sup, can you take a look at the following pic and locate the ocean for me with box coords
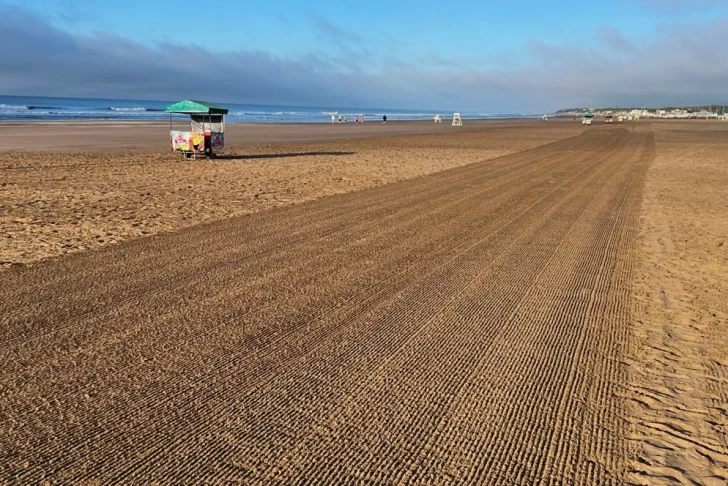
[0,95,540,123]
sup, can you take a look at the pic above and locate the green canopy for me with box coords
[164,100,229,115]
[583,111,594,118]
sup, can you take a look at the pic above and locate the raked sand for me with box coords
[0,120,580,267]
[0,119,725,484]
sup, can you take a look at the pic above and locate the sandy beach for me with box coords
[1,120,726,484]
[0,118,553,152]
[626,122,728,484]
[0,119,580,267]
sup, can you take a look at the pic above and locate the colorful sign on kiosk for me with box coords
[164,100,228,159]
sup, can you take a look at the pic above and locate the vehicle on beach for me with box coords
[165,100,228,159]
[605,115,614,123]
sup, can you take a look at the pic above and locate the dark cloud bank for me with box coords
[2,6,727,111]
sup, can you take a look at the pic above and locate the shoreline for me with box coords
[0,116,541,126]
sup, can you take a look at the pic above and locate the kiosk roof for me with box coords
[164,100,229,115]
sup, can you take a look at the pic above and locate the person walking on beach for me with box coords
[331,114,335,124]
[382,115,387,123]
[338,114,343,123]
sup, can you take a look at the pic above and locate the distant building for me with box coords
[693,111,718,119]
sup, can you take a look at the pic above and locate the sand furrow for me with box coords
[11,131,615,482]
[0,124,668,484]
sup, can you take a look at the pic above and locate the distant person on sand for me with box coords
[331,114,335,124]
[361,114,365,122]
[383,115,387,123]
[338,114,342,123]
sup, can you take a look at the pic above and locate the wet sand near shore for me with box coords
[0,118,561,152]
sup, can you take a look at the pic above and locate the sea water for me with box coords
[0,95,539,123]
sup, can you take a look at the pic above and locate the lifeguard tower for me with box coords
[452,113,463,126]
[165,100,228,159]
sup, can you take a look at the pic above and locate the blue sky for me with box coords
[2,0,728,110]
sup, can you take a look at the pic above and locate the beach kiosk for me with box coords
[165,100,228,159]
[582,111,594,126]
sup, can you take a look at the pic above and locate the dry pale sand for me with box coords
[0,120,581,267]
[626,121,728,485]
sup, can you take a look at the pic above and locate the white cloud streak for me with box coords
[1,7,728,111]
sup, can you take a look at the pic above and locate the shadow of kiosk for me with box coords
[165,100,229,159]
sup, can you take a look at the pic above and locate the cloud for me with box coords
[1,6,728,111]
[418,53,471,68]
[596,26,639,55]
[311,16,363,46]
[499,17,728,107]
[0,8,364,106]
[55,0,90,23]
[2,0,95,24]
[307,16,374,73]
